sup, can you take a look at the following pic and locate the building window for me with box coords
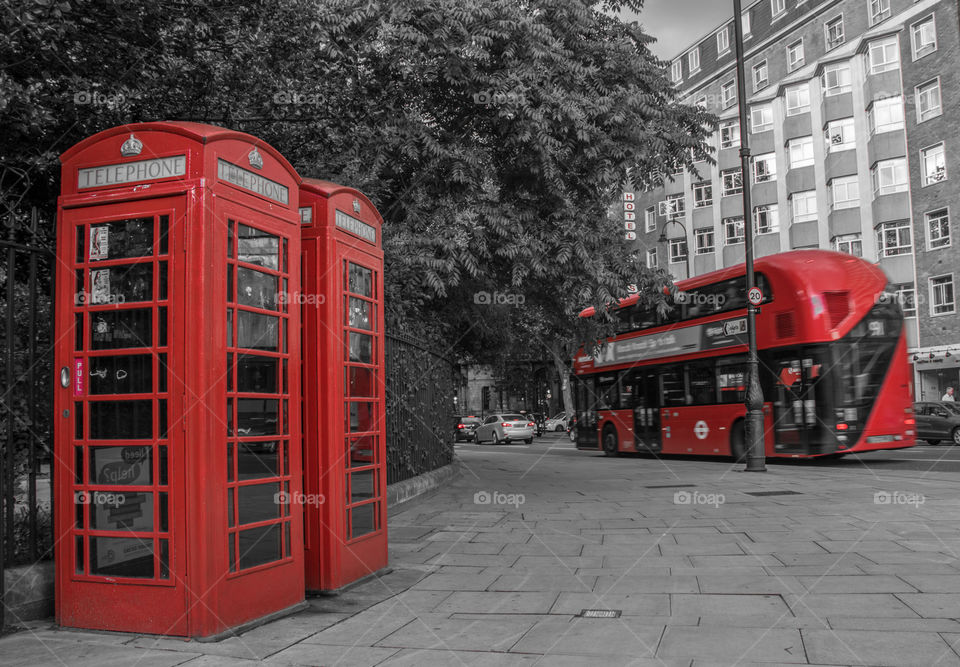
[753,153,777,183]
[688,48,700,73]
[876,220,912,257]
[721,169,743,196]
[921,143,946,186]
[830,175,860,210]
[833,233,862,257]
[695,95,708,109]
[669,239,688,264]
[824,16,844,50]
[724,216,745,245]
[771,0,786,19]
[646,248,658,268]
[788,136,815,168]
[872,158,908,195]
[751,105,773,133]
[645,207,656,233]
[695,228,715,254]
[742,11,751,37]
[868,36,899,74]
[785,83,810,116]
[753,60,768,92]
[721,81,736,109]
[672,60,682,83]
[893,282,916,317]
[930,275,956,315]
[916,79,942,123]
[822,62,851,96]
[787,39,804,71]
[791,191,818,223]
[869,0,891,25]
[825,118,855,152]
[660,193,685,219]
[911,15,937,60]
[720,120,740,149]
[717,27,730,54]
[927,208,950,249]
[868,97,904,134]
[693,182,713,208]
[754,204,779,235]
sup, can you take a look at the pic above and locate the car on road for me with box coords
[914,402,960,445]
[544,412,573,432]
[474,414,535,444]
[455,416,482,442]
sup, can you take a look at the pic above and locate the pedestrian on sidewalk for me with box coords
[943,386,955,401]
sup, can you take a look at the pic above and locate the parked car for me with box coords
[455,416,482,442]
[544,411,573,432]
[474,414,535,444]
[914,402,960,445]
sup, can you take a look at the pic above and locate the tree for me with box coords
[1,0,712,362]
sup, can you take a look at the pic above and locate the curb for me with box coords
[386,459,461,508]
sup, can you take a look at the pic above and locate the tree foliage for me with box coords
[1,0,713,365]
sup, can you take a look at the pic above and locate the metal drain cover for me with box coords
[744,490,802,497]
[579,609,622,618]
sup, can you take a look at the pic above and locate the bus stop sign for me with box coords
[748,287,763,306]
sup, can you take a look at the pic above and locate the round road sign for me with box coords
[748,287,763,306]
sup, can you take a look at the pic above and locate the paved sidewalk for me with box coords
[6,441,960,666]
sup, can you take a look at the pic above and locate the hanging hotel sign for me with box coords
[334,209,376,243]
[587,317,748,367]
[78,155,187,190]
[217,159,289,204]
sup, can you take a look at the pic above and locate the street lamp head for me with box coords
[657,230,668,244]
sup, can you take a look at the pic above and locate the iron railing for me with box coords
[384,332,458,485]
[1,206,55,631]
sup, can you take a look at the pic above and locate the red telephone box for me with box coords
[299,178,387,592]
[55,122,305,637]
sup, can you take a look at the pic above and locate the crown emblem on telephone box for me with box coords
[120,134,143,157]
[248,147,263,169]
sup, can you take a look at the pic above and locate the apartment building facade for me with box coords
[631,0,960,400]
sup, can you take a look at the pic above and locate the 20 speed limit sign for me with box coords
[748,287,763,306]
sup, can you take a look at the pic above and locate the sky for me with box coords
[626,0,735,60]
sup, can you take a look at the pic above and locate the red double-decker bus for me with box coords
[574,250,915,459]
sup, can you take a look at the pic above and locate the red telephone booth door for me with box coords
[339,246,388,584]
[56,196,189,634]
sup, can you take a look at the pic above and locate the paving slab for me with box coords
[802,628,960,666]
[656,625,804,663]
[264,644,401,666]
[670,593,790,617]
[374,616,538,652]
[508,615,664,658]
[433,591,558,614]
[549,592,670,616]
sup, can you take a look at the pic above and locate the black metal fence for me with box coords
[1,206,56,631]
[384,332,458,485]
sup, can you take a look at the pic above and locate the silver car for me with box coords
[544,412,572,432]
[474,414,534,444]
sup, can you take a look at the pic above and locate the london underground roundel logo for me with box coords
[694,420,709,440]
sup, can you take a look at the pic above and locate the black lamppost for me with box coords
[657,219,692,279]
[733,0,766,471]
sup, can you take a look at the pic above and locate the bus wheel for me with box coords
[602,425,619,457]
[730,420,747,462]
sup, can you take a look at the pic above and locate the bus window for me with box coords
[596,374,620,410]
[661,368,685,407]
[618,371,634,407]
[687,362,716,405]
[717,360,746,403]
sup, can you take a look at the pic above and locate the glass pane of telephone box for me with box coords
[237,441,280,479]
[91,310,152,350]
[237,354,278,393]
[238,482,282,524]
[350,504,376,539]
[347,436,376,467]
[89,264,153,304]
[238,524,282,569]
[346,366,375,397]
[347,402,377,433]
[88,218,154,261]
[89,537,154,577]
[237,312,278,351]
[237,225,279,270]
[237,267,278,310]
[89,401,153,439]
[89,445,152,485]
[88,355,152,394]
[347,263,372,297]
[348,332,372,363]
[347,297,371,329]
[236,398,279,436]
[350,470,375,503]
[90,491,153,531]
